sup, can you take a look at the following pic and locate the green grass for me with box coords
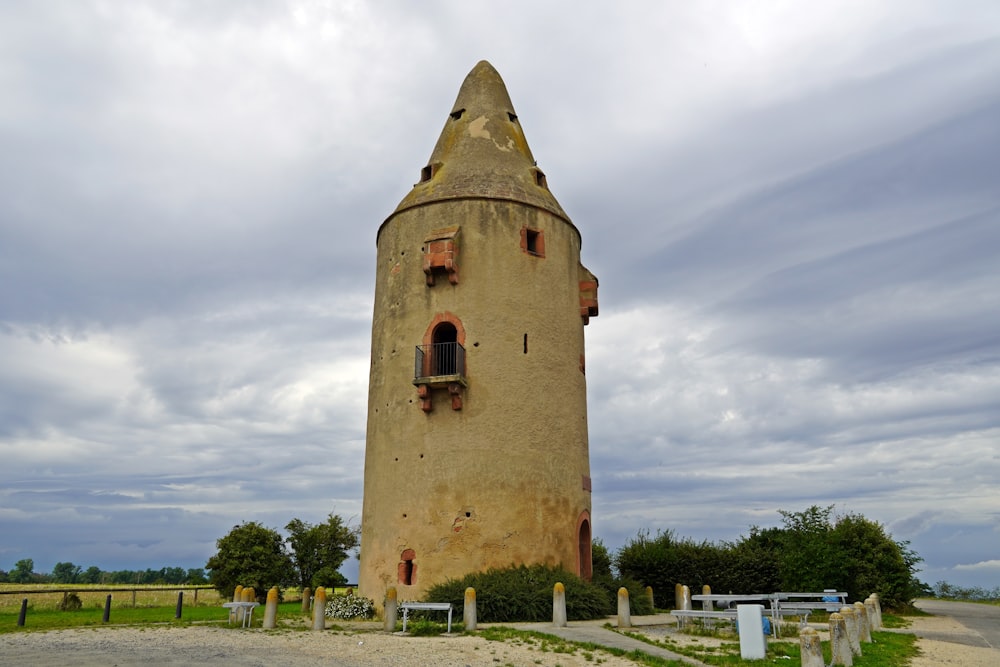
[1,600,311,633]
[477,627,690,666]
[621,627,919,666]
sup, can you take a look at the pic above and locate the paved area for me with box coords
[913,598,1000,649]
[512,615,709,666]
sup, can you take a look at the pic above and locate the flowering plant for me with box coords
[325,593,376,619]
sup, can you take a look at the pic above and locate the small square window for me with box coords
[522,227,545,257]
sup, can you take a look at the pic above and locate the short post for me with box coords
[312,586,327,630]
[681,585,692,611]
[384,587,398,631]
[840,606,861,656]
[552,582,567,627]
[645,586,654,612]
[674,583,683,610]
[617,587,632,628]
[132,590,137,608]
[175,591,184,619]
[702,584,713,612]
[799,626,824,667]
[233,585,244,625]
[262,587,278,629]
[870,594,883,629]
[102,594,112,623]
[242,587,255,627]
[464,587,477,631]
[854,601,871,643]
[301,587,312,613]
[737,604,767,660]
[194,588,199,604]
[829,612,853,666]
[18,598,28,627]
[865,596,880,630]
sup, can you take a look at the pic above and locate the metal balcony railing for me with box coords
[414,342,466,380]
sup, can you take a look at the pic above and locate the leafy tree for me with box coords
[186,568,208,584]
[285,513,359,590]
[10,559,35,584]
[615,530,726,608]
[51,562,82,583]
[206,522,294,600]
[591,538,654,614]
[79,566,103,584]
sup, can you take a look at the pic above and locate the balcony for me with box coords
[413,342,467,386]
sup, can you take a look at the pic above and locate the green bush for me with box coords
[591,539,654,614]
[57,593,83,611]
[425,563,611,622]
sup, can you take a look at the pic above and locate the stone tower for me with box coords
[359,61,599,601]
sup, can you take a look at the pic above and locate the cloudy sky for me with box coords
[2,1,998,590]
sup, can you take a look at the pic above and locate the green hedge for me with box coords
[425,564,611,622]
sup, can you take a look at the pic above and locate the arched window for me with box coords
[398,549,416,586]
[414,312,467,411]
[432,322,459,375]
[577,513,592,581]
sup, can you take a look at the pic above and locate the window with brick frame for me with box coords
[520,227,545,258]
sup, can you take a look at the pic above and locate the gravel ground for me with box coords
[3,611,996,666]
[0,624,641,667]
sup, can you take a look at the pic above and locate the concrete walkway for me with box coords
[509,615,709,666]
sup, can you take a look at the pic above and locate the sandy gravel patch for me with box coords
[0,625,643,667]
[905,613,998,667]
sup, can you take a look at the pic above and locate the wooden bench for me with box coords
[399,601,453,633]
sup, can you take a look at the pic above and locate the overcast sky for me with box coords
[2,1,998,590]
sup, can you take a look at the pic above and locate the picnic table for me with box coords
[399,601,453,633]
[223,601,260,628]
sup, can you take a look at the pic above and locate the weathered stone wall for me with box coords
[360,195,593,601]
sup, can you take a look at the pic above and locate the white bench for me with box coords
[223,601,260,628]
[672,608,738,628]
[399,601,453,633]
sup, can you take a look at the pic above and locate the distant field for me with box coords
[0,584,224,610]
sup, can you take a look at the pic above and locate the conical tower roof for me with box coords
[387,61,570,225]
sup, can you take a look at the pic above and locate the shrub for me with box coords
[325,593,376,619]
[57,593,83,611]
[425,563,611,622]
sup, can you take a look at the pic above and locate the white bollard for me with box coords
[464,587,477,631]
[681,585,692,611]
[736,604,767,660]
[840,606,861,656]
[854,601,871,643]
[384,587,398,632]
[799,626,825,667]
[552,582,567,627]
[865,597,880,631]
[829,613,853,666]
[262,587,278,629]
[312,586,327,630]
[617,587,632,628]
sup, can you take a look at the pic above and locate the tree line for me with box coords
[3,511,359,596]
[1,559,208,585]
[612,505,926,609]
